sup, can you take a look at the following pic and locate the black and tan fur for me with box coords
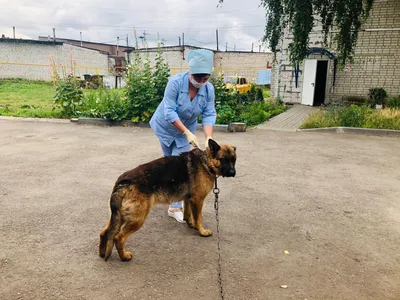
[99,139,236,261]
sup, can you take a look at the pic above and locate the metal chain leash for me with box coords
[213,175,224,300]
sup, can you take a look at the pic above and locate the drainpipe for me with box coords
[276,31,284,101]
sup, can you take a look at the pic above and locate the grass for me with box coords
[301,105,400,130]
[0,78,63,118]
[1,79,274,124]
[0,79,125,118]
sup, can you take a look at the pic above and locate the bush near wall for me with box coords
[210,73,284,126]
[301,104,400,130]
[1,44,284,126]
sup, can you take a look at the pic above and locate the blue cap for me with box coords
[188,49,214,74]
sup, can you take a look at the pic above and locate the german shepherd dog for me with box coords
[99,139,237,261]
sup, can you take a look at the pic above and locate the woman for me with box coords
[149,49,217,223]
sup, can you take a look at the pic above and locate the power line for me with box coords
[187,38,215,45]
[1,19,264,31]
[131,8,261,27]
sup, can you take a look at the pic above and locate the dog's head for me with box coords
[206,139,236,178]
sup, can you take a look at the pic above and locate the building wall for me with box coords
[214,51,273,83]
[0,40,111,81]
[129,46,274,83]
[272,0,400,104]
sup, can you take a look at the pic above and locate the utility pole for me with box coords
[117,36,119,56]
[139,30,149,49]
[182,32,185,60]
[52,28,56,44]
[178,36,181,46]
[13,26,15,39]
[251,42,254,52]
[225,42,228,52]
[234,44,236,51]
[80,32,83,46]
[126,34,130,64]
[216,29,219,51]
[259,45,261,52]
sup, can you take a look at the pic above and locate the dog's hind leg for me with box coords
[98,221,110,258]
[190,198,213,237]
[183,199,194,228]
[114,200,150,261]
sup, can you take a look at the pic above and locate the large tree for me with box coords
[219,0,374,66]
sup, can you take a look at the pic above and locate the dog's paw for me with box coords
[199,229,213,237]
[99,251,106,258]
[120,252,133,262]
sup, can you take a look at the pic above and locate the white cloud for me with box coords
[0,0,269,51]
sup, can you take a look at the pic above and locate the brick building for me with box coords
[271,0,400,105]
[0,38,273,86]
[129,45,273,84]
[0,38,111,81]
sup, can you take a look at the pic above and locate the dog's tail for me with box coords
[104,185,125,261]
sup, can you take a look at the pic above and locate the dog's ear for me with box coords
[231,146,236,152]
[208,139,221,157]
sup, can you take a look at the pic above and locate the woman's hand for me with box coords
[183,129,200,148]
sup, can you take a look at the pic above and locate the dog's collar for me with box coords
[199,150,216,177]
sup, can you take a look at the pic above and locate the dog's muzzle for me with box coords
[222,168,236,177]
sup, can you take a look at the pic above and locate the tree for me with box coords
[219,0,374,66]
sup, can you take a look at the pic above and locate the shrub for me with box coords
[256,88,264,101]
[365,109,400,130]
[368,88,388,107]
[153,43,171,107]
[210,72,284,126]
[386,95,400,109]
[300,105,400,130]
[236,100,286,126]
[125,38,169,123]
[331,104,373,127]
[210,72,237,124]
[300,109,335,128]
[79,89,128,121]
[50,54,83,117]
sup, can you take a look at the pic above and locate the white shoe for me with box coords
[168,209,185,223]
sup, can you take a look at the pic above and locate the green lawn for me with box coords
[0,79,63,118]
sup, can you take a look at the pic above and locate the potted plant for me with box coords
[368,88,388,110]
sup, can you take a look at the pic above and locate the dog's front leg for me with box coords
[190,198,213,237]
[183,199,194,228]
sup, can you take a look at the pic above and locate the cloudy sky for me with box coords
[0,0,268,51]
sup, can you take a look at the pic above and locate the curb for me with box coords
[0,116,70,124]
[75,117,151,128]
[297,127,400,137]
[0,116,245,133]
[75,118,233,133]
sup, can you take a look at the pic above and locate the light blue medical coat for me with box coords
[150,72,216,148]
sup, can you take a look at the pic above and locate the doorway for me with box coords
[314,61,328,106]
[301,59,329,106]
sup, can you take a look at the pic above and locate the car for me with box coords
[224,76,252,94]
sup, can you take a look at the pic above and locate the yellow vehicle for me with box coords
[224,76,252,94]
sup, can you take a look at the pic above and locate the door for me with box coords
[301,59,317,106]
